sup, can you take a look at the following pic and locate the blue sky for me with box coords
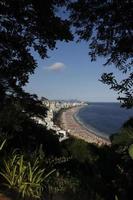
[25,40,124,102]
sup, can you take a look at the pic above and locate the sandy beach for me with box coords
[60,106,111,146]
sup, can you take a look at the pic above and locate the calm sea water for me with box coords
[75,103,133,139]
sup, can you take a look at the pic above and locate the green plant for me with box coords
[128,144,133,160]
[0,152,55,199]
[0,138,6,151]
[115,195,119,200]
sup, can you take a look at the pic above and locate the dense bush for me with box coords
[0,147,57,200]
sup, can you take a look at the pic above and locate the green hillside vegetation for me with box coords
[1,126,133,200]
[111,118,133,145]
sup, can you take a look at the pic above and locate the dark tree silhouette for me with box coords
[0,0,72,116]
[0,0,72,88]
[0,0,73,148]
[68,0,133,108]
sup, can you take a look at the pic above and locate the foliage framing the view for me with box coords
[0,0,73,122]
[0,1,133,200]
[68,0,133,108]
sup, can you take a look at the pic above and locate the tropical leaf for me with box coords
[0,139,6,151]
[128,144,133,159]
[0,150,56,199]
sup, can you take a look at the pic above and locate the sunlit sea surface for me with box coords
[75,103,133,139]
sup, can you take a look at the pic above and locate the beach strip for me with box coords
[60,106,111,146]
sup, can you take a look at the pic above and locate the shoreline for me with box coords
[60,105,111,146]
[73,107,110,141]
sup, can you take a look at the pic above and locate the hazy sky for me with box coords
[25,40,124,102]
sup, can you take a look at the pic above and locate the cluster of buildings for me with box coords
[33,98,85,142]
[41,98,85,112]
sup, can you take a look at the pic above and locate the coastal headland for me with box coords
[60,106,111,146]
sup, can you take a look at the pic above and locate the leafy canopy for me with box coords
[68,0,133,108]
[1,0,72,89]
[0,0,73,124]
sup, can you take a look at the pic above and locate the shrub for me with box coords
[0,152,55,200]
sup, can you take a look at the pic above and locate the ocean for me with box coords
[75,103,133,139]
